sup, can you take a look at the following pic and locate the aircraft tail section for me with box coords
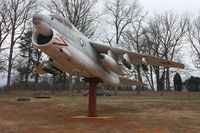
[119,76,144,86]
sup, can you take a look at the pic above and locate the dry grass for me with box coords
[0,91,200,133]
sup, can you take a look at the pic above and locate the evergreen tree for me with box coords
[184,76,200,92]
[173,73,182,91]
[15,27,42,84]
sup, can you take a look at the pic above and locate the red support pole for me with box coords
[88,82,97,117]
[83,77,102,117]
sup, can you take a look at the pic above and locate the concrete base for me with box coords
[70,116,114,119]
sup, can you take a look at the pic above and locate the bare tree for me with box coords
[104,0,142,47]
[187,16,200,68]
[0,2,11,72]
[144,12,187,91]
[143,17,163,91]
[104,0,142,95]
[158,12,186,90]
[5,0,36,87]
[44,0,98,38]
[0,2,10,50]
[122,12,147,88]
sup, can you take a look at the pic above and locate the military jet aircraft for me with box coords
[32,13,184,86]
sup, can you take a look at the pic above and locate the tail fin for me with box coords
[119,76,144,86]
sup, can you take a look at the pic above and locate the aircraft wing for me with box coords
[90,42,185,69]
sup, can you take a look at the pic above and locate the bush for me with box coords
[184,76,200,92]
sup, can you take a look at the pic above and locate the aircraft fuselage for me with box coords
[32,14,120,85]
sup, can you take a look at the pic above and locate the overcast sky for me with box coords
[139,0,200,15]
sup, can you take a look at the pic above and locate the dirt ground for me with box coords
[0,90,200,133]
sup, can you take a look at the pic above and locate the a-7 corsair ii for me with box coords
[32,13,184,86]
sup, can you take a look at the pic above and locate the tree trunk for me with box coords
[68,75,73,96]
[25,51,32,84]
[166,68,170,90]
[155,66,160,91]
[7,30,15,88]
[52,74,56,94]
[136,65,142,95]
[114,87,118,96]
[0,22,2,48]
[34,73,39,91]
[76,77,81,93]
[63,73,67,90]
[150,66,155,91]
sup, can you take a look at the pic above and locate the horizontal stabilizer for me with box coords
[119,77,144,86]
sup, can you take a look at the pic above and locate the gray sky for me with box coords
[139,0,200,15]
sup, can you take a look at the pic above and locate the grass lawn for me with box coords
[0,91,200,133]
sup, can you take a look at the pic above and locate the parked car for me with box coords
[83,89,111,96]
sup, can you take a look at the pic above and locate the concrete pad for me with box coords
[69,116,114,119]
